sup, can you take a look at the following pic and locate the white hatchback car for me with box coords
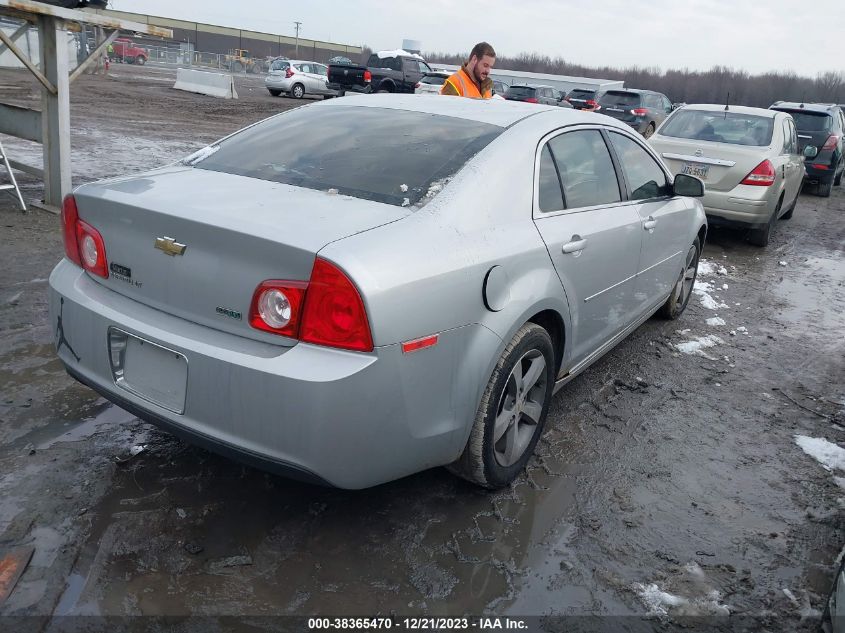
[415,71,450,95]
[265,60,336,99]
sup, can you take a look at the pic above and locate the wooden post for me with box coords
[38,15,71,208]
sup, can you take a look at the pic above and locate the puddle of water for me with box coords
[773,255,845,330]
[53,572,87,616]
[36,405,137,451]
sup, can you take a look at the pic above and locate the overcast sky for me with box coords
[112,0,843,77]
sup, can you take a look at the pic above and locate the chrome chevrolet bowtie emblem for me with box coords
[154,236,187,256]
[695,148,703,157]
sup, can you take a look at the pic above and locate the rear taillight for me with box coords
[61,194,108,278]
[61,195,82,267]
[300,258,373,352]
[415,82,420,89]
[249,259,373,352]
[249,280,308,337]
[741,159,776,186]
[363,69,372,83]
[821,134,839,151]
[564,96,571,101]
[525,97,538,103]
[631,108,648,116]
[812,163,830,170]
[586,99,597,107]
[285,67,294,78]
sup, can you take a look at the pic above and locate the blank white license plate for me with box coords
[681,162,710,179]
[114,332,188,414]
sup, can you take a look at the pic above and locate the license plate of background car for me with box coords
[113,332,187,414]
[681,162,710,180]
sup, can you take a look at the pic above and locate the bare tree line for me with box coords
[377,47,844,106]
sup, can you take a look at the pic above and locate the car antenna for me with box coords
[800,93,805,108]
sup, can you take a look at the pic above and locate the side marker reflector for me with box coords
[402,334,439,354]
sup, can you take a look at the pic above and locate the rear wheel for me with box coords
[291,83,305,99]
[448,323,554,489]
[781,188,800,220]
[819,180,833,197]
[834,160,843,186]
[659,238,699,319]
[643,122,656,139]
[748,198,781,247]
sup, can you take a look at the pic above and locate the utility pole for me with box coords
[294,21,302,57]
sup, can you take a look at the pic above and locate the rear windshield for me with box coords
[192,106,502,207]
[659,110,774,146]
[567,89,595,99]
[777,110,831,132]
[601,91,641,106]
[421,75,447,85]
[506,86,536,97]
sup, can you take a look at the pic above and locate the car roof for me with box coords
[770,101,839,114]
[510,83,552,89]
[315,93,601,128]
[680,103,779,118]
[289,60,324,66]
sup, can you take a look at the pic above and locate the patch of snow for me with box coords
[425,177,449,198]
[377,49,425,60]
[778,260,787,267]
[721,284,729,290]
[675,335,724,356]
[729,330,737,336]
[402,198,410,207]
[182,145,219,165]
[705,317,726,326]
[399,183,408,193]
[716,266,728,275]
[697,260,717,276]
[835,476,845,490]
[795,435,845,472]
[634,583,687,616]
[736,326,747,333]
[326,188,339,195]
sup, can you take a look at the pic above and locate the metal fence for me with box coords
[111,44,273,75]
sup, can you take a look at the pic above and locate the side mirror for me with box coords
[803,145,818,159]
[673,173,704,197]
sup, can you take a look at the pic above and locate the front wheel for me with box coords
[135,55,146,66]
[448,323,554,489]
[659,238,699,319]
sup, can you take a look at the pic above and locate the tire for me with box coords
[135,56,146,66]
[659,238,700,319]
[448,323,555,489]
[819,180,833,197]
[291,83,305,99]
[643,122,656,139]
[268,89,282,97]
[748,198,781,247]
[233,61,243,73]
[834,160,843,186]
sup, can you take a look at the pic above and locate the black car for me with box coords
[597,89,673,138]
[565,88,601,111]
[505,84,569,107]
[770,102,844,197]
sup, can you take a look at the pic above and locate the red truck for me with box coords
[111,38,148,65]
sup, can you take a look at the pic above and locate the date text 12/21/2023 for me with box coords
[307,618,528,630]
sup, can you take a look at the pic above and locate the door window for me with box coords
[782,119,796,154]
[543,130,621,209]
[608,132,670,200]
[538,146,564,212]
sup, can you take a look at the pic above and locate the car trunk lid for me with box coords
[73,166,409,346]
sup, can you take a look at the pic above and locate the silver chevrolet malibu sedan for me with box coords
[49,95,707,489]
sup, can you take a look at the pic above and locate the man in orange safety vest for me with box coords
[440,42,496,99]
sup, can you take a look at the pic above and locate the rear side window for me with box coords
[601,91,641,107]
[778,110,832,132]
[366,54,381,68]
[547,130,621,209]
[538,146,564,212]
[192,106,502,207]
[608,132,669,200]
[659,110,774,146]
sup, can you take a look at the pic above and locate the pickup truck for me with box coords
[327,50,434,95]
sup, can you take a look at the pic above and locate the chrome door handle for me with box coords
[562,236,587,253]
[643,217,657,231]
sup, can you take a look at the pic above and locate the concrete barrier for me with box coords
[172,68,238,99]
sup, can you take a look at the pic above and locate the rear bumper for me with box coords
[49,259,496,488]
[700,185,781,229]
[326,82,371,94]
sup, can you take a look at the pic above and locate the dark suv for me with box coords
[597,89,673,138]
[770,102,844,197]
[505,84,569,106]
[565,88,601,111]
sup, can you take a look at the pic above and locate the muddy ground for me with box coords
[1,64,844,631]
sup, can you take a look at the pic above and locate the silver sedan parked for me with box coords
[49,96,706,489]
[649,104,805,246]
